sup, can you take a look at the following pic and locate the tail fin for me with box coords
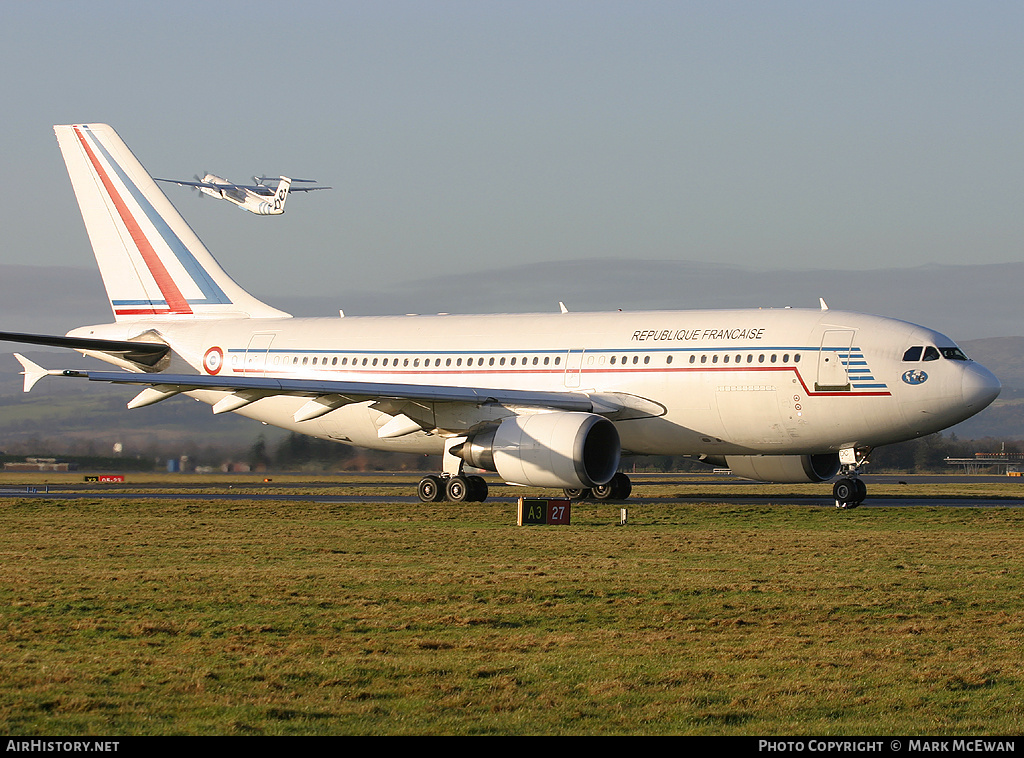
[54,124,290,321]
[265,176,291,215]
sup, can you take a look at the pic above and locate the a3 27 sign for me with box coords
[517,497,571,526]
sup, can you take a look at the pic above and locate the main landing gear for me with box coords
[563,472,633,501]
[417,474,489,503]
[420,441,633,504]
[416,472,634,503]
[833,446,871,509]
[418,438,491,502]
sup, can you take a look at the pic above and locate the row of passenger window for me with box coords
[596,353,801,365]
[678,353,800,365]
[266,354,564,368]
[246,352,804,369]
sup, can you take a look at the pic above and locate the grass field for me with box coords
[2,489,1024,735]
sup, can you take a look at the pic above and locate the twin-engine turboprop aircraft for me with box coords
[0,124,1002,508]
[155,174,330,215]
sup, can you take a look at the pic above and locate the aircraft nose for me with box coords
[962,362,1001,411]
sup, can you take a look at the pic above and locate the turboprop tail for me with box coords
[265,176,291,215]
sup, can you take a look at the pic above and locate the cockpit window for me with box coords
[904,345,969,362]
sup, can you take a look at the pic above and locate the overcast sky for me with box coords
[2,1,1022,301]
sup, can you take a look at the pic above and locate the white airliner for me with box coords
[0,124,1002,508]
[154,173,330,215]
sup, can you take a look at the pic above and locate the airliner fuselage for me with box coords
[68,306,999,460]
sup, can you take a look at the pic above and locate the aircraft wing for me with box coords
[254,177,332,192]
[156,178,330,193]
[154,177,228,190]
[75,369,595,406]
[14,357,664,426]
[237,184,276,196]
[241,184,331,193]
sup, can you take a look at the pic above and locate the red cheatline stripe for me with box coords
[73,127,192,315]
[230,363,891,397]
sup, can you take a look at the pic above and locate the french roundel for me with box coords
[203,346,224,375]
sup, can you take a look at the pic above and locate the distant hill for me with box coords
[0,352,275,460]
[271,258,1023,342]
[2,258,1021,341]
[0,265,111,336]
[959,337,1024,387]
[948,337,1024,440]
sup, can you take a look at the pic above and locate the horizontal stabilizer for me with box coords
[0,331,169,367]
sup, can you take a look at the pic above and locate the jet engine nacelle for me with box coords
[724,453,841,483]
[453,412,621,489]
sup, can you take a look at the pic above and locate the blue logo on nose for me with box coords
[902,370,928,385]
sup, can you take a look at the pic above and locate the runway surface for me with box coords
[2,473,1022,508]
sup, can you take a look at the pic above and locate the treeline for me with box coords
[0,453,158,472]
[625,433,1022,475]
[247,433,439,473]
[865,433,1020,473]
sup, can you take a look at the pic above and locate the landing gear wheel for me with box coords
[854,478,867,503]
[563,488,592,500]
[417,475,444,502]
[833,477,865,509]
[467,475,488,502]
[445,475,471,502]
[591,473,632,501]
[611,472,632,500]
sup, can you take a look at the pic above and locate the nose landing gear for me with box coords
[833,476,867,509]
[833,447,871,509]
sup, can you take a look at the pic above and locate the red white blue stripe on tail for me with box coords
[54,124,288,321]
